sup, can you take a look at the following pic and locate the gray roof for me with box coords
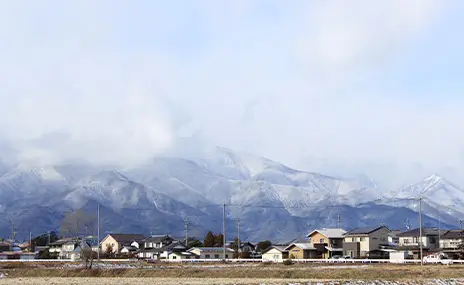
[143,235,173,243]
[189,247,234,253]
[307,228,346,239]
[262,246,288,254]
[48,238,75,246]
[396,228,440,237]
[285,243,316,250]
[441,230,464,239]
[344,226,387,235]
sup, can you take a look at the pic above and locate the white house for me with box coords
[440,230,464,249]
[261,246,289,262]
[187,247,234,259]
[138,235,174,259]
[60,239,91,260]
[397,228,439,249]
[167,251,197,260]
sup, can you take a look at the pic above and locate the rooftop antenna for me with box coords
[404,218,411,230]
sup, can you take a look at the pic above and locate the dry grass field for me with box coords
[1,277,463,285]
[1,263,464,284]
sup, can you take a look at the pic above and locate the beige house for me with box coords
[343,226,390,258]
[100,234,146,253]
[261,246,289,262]
[307,228,346,259]
[187,247,234,259]
[284,243,318,259]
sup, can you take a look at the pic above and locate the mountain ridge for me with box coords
[0,147,462,241]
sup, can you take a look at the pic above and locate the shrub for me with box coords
[283,259,293,266]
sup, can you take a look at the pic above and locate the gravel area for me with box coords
[0,278,463,285]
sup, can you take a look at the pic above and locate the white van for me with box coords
[423,253,453,265]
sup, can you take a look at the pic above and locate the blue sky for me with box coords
[0,0,463,187]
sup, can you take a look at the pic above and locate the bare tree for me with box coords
[60,209,96,269]
[81,247,98,269]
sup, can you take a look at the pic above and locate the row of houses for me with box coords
[1,226,462,261]
[262,226,464,261]
[0,240,36,260]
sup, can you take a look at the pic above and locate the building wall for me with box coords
[330,238,344,249]
[399,236,438,248]
[440,238,464,249]
[310,232,328,244]
[101,235,120,253]
[262,248,285,261]
[369,228,390,251]
[288,246,305,259]
[287,246,315,259]
[168,252,192,260]
[343,242,360,258]
[189,248,232,259]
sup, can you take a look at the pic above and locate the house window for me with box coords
[225,254,229,258]
[320,239,325,243]
[360,237,365,242]
[205,254,210,259]
[172,256,177,259]
[214,254,220,259]
[186,256,190,259]
[430,237,436,243]
[273,254,280,259]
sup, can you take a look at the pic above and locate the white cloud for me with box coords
[0,0,462,186]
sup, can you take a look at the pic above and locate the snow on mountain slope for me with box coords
[1,145,461,241]
[0,165,70,207]
[391,174,464,209]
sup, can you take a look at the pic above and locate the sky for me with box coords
[1,0,464,188]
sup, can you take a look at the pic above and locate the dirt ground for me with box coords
[0,277,463,285]
[1,263,464,284]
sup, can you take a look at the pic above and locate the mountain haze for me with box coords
[0,147,462,242]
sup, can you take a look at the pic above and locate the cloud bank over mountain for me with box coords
[1,1,464,188]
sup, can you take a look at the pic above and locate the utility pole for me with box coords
[47,231,50,245]
[237,218,240,256]
[437,209,441,252]
[9,217,16,241]
[97,203,100,261]
[337,214,341,229]
[223,201,226,261]
[29,231,32,252]
[419,197,423,266]
[459,220,463,231]
[184,219,190,247]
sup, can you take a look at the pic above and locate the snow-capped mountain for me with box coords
[0,147,462,241]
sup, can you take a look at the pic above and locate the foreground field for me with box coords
[1,277,464,285]
[1,263,464,284]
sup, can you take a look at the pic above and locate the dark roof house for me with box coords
[344,226,389,236]
[109,234,146,244]
[143,235,173,243]
[396,228,440,237]
[441,230,464,239]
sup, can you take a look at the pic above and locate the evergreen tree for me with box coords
[256,240,272,252]
[188,239,203,248]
